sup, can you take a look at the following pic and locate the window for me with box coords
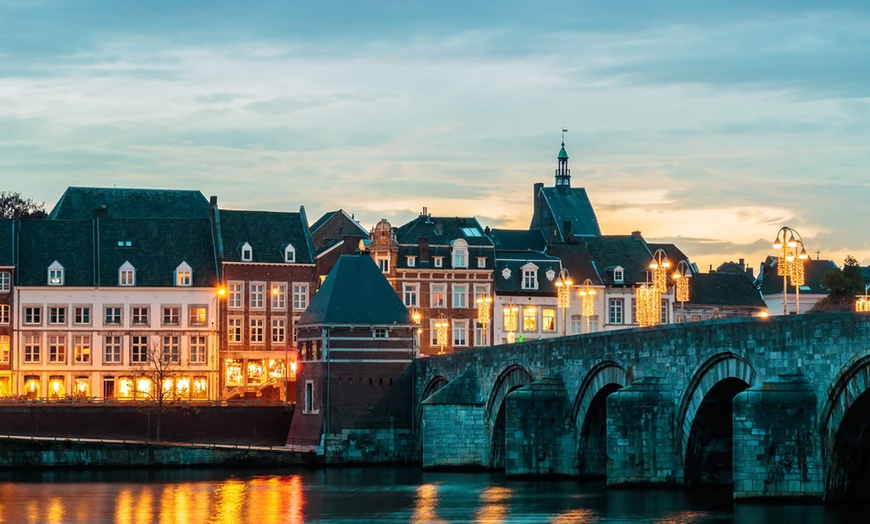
[24,306,41,325]
[284,244,296,263]
[590,315,599,333]
[403,283,419,307]
[0,304,8,324]
[0,271,10,291]
[162,306,180,326]
[523,307,537,332]
[433,257,443,268]
[374,328,388,339]
[571,314,582,334]
[452,284,468,308]
[162,336,179,363]
[189,336,207,364]
[119,262,135,286]
[49,306,67,325]
[272,318,286,344]
[73,335,91,364]
[48,261,64,286]
[376,255,390,273]
[132,307,149,326]
[24,335,40,363]
[474,321,485,347]
[293,284,309,311]
[613,267,624,284]
[304,381,314,412]
[431,284,446,308]
[104,306,122,326]
[477,257,486,268]
[250,318,264,344]
[240,242,252,261]
[461,227,483,237]
[188,306,207,326]
[228,281,243,309]
[0,335,9,363]
[542,308,556,332]
[522,268,538,290]
[692,315,701,322]
[453,320,468,347]
[452,240,468,268]
[48,335,66,363]
[473,285,489,304]
[272,283,287,310]
[609,298,624,324]
[228,317,242,343]
[175,262,192,286]
[132,336,148,363]
[406,256,416,267]
[74,306,91,325]
[104,336,122,364]
[661,299,669,325]
[250,283,265,309]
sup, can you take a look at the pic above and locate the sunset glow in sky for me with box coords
[2,1,869,272]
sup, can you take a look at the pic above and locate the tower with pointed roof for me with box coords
[555,140,570,188]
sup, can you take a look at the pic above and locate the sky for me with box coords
[2,1,869,273]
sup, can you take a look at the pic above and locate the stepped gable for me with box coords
[298,254,411,326]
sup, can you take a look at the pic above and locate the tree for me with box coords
[0,191,45,219]
[810,255,864,313]
[132,334,186,441]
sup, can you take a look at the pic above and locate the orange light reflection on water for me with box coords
[552,508,599,523]
[475,486,511,523]
[412,483,445,523]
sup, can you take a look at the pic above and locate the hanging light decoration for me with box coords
[650,249,671,293]
[772,226,809,315]
[636,284,659,328]
[673,260,692,307]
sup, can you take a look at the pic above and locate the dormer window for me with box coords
[240,242,252,262]
[521,263,539,290]
[119,261,136,286]
[613,266,624,284]
[452,239,468,268]
[48,261,64,286]
[434,257,443,268]
[175,262,192,287]
[407,256,416,267]
[477,257,486,268]
[283,244,296,263]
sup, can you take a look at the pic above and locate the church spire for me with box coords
[555,128,570,188]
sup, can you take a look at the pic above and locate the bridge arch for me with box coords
[572,361,630,476]
[485,363,535,469]
[821,350,870,500]
[678,352,757,485]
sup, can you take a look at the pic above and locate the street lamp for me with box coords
[773,226,809,315]
[554,268,573,336]
[672,260,692,321]
[578,278,597,334]
[411,308,422,356]
[650,249,671,293]
[434,314,449,354]
[476,296,492,346]
[503,300,519,344]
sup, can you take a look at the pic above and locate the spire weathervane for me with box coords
[562,127,568,144]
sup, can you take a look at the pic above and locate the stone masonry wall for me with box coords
[422,403,487,469]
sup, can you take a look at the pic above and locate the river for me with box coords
[0,467,867,523]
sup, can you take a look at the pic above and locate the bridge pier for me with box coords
[421,370,489,469]
[606,376,681,486]
[505,377,576,478]
[733,371,823,501]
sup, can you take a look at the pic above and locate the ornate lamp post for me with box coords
[503,300,519,344]
[672,260,692,321]
[476,296,492,346]
[773,226,809,315]
[434,314,449,354]
[577,278,597,334]
[554,268,573,336]
[411,308,422,356]
[650,249,671,293]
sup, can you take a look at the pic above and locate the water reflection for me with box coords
[0,468,868,523]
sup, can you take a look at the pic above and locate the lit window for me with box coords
[162,306,180,326]
[49,376,65,399]
[228,317,242,343]
[48,261,64,286]
[73,335,91,363]
[188,306,207,326]
[452,284,468,308]
[228,281,243,309]
[131,336,149,363]
[0,335,9,363]
[176,269,192,286]
[523,308,537,332]
[284,243,296,263]
[104,336,122,364]
[193,377,208,399]
[226,359,243,386]
[0,305,8,325]
[293,284,309,311]
[48,335,66,363]
[403,283,419,307]
[430,284,446,308]
[0,271,10,292]
[250,283,265,309]
[272,318,286,344]
[272,283,287,310]
[250,318,264,344]
[542,308,556,332]
[189,336,207,364]
[119,261,135,286]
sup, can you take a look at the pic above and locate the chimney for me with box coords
[532,183,544,228]
[93,205,108,218]
[422,206,428,216]
[419,235,429,262]
[631,230,643,240]
[209,195,218,208]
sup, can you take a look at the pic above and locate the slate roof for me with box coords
[49,187,211,220]
[298,255,412,326]
[98,218,218,287]
[756,257,838,295]
[494,251,563,295]
[215,208,315,264]
[310,209,368,237]
[17,220,95,286]
[395,215,493,247]
[0,219,14,266]
[580,235,654,286]
[647,243,691,268]
[687,273,766,307]
[489,228,547,252]
[545,243,602,285]
[538,186,602,239]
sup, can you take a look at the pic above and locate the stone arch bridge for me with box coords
[416,313,870,501]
